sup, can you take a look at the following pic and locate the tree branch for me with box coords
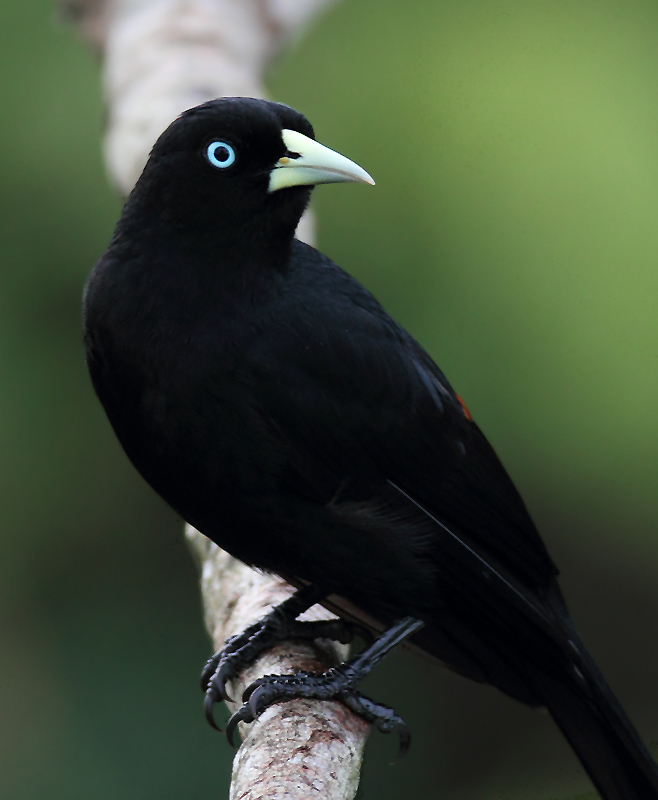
[62,0,370,796]
[188,534,370,799]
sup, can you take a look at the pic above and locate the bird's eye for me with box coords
[206,141,236,169]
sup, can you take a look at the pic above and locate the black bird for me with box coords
[84,97,658,799]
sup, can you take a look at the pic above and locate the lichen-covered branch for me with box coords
[61,0,371,797]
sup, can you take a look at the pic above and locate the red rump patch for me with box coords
[455,394,472,421]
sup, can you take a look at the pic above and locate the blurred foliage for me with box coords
[1,0,657,798]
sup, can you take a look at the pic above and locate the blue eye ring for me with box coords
[206,141,236,169]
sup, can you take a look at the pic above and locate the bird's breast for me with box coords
[87,275,292,542]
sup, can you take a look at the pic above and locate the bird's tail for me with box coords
[534,647,658,800]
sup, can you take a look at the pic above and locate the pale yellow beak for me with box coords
[268,129,375,193]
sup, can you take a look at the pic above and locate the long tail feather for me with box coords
[535,651,658,800]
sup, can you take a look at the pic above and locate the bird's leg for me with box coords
[201,583,371,729]
[227,616,425,756]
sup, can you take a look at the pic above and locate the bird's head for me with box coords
[128,97,374,250]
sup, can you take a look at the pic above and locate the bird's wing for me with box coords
[247,243,558,594]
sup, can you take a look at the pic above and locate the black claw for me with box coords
[247,684,267,719]
[241,676,265,703]
[338,690,411,760]
[375,711,411,763]
[226,706,254,748]
[214,667,233,702]
[204,690,223,732]
[200,654,219,690]
[394,727,411,763]
[201,657,236,703]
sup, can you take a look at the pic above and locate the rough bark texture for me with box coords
[188,535,370,800]
[62,0,371,797]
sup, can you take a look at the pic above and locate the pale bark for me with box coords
[188,535,370,800]
[62,0,371,797]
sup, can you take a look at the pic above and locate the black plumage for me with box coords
[84,97,658,799]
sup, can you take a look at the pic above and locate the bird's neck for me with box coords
[106,218,295,317]
[130,181,307,265]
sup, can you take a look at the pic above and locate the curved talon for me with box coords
[373,714,411,762]
[226,706,254,748]
[200,656,219,690]
[214,668,234,702]
[204,690,223,732]
[219,684,233,703]
[247,684,268,719]
[393,727,411,763]
[242,676,266,703]
[338,690,411,760]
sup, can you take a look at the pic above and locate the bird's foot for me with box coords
[201,584,371,729]
[225,616,424,757]
[226,662,411,757]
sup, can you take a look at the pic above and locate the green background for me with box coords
[2,1,658,798]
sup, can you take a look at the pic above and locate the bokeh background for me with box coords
[2,1,658,798]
